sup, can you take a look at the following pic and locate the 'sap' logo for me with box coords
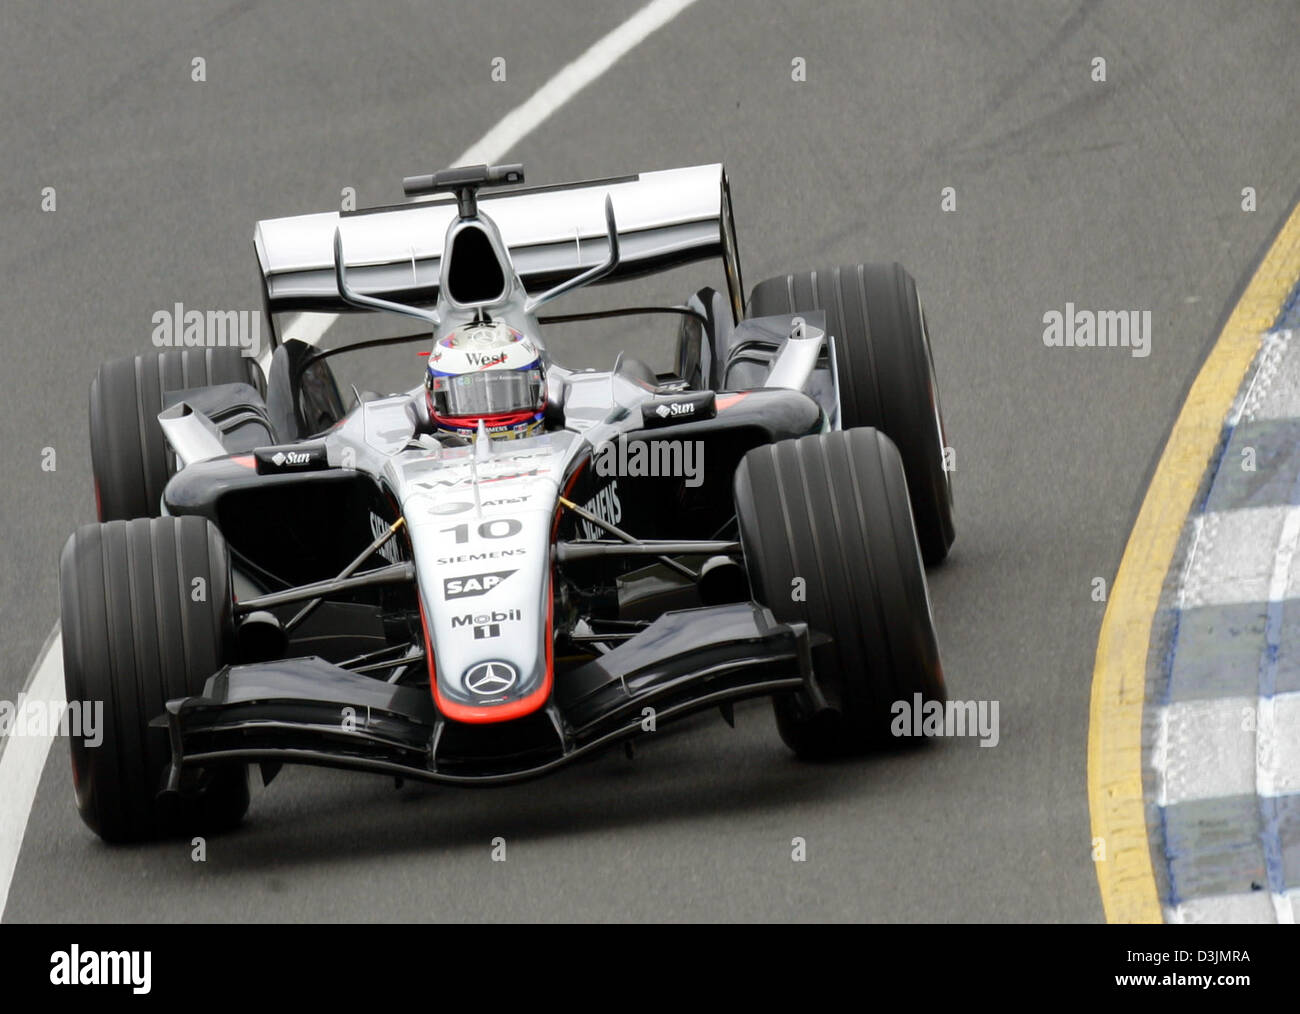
[442,570,516,599]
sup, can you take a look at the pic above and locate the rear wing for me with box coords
[254,163,744,334]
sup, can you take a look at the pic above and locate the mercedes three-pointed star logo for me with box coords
[464,660,518,696]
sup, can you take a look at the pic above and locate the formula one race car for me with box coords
[60,162,954,841]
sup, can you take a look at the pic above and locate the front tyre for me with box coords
[60,515,249,842]
[734,429,945,758]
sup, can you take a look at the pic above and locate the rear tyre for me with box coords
[748,263,954,563]
[89,348,264,521]
[734,429,945,758]
[60,515,249,842]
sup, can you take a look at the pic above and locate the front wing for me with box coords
[154,602,823,788]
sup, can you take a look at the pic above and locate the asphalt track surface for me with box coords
[2,0,1299,922]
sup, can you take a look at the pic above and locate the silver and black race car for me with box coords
[60,162,954,841]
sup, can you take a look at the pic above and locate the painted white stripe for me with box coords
[1266,499,1300,607]
[1174,513,1205,612]
[0,630,63,918]
[1153,691,1300,806]
[1260,691,1300,921]
[1152,684,1300,921]
[260,0,699,366]
[1165,890,1281,924]
[1256,695,1282,799]
[1279,888,1298,924]
[1261,692,1300,797]
[1178,506,1299,608]
[1256,520,1300,917]
[452,0,699,167]
[1153,696,1257,805]
[1226,329,1286,426]
[0,0,696,922]
[1239,329,1298,422]
[1255,493,1299,922]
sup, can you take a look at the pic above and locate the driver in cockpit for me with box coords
[423,318,546,441]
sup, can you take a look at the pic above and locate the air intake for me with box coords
[446,225,507,305]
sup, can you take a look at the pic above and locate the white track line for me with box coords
[0,629,63,918]
[453,0,699,166]
[0,0,697,922]
[288,0,700,351]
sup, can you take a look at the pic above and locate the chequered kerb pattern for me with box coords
[1147,293,1300,923]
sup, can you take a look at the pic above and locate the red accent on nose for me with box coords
[422,590,554,725]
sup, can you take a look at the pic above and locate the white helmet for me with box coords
[424,319,545,439]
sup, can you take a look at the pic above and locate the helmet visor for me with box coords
[430,368,544,420]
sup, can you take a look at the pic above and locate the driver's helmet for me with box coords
[425,319,545,440]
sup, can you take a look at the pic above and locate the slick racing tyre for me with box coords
[89,347,265,521]
[60,515,249,842]
[748,264,954,564]
[734,429,945,758]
